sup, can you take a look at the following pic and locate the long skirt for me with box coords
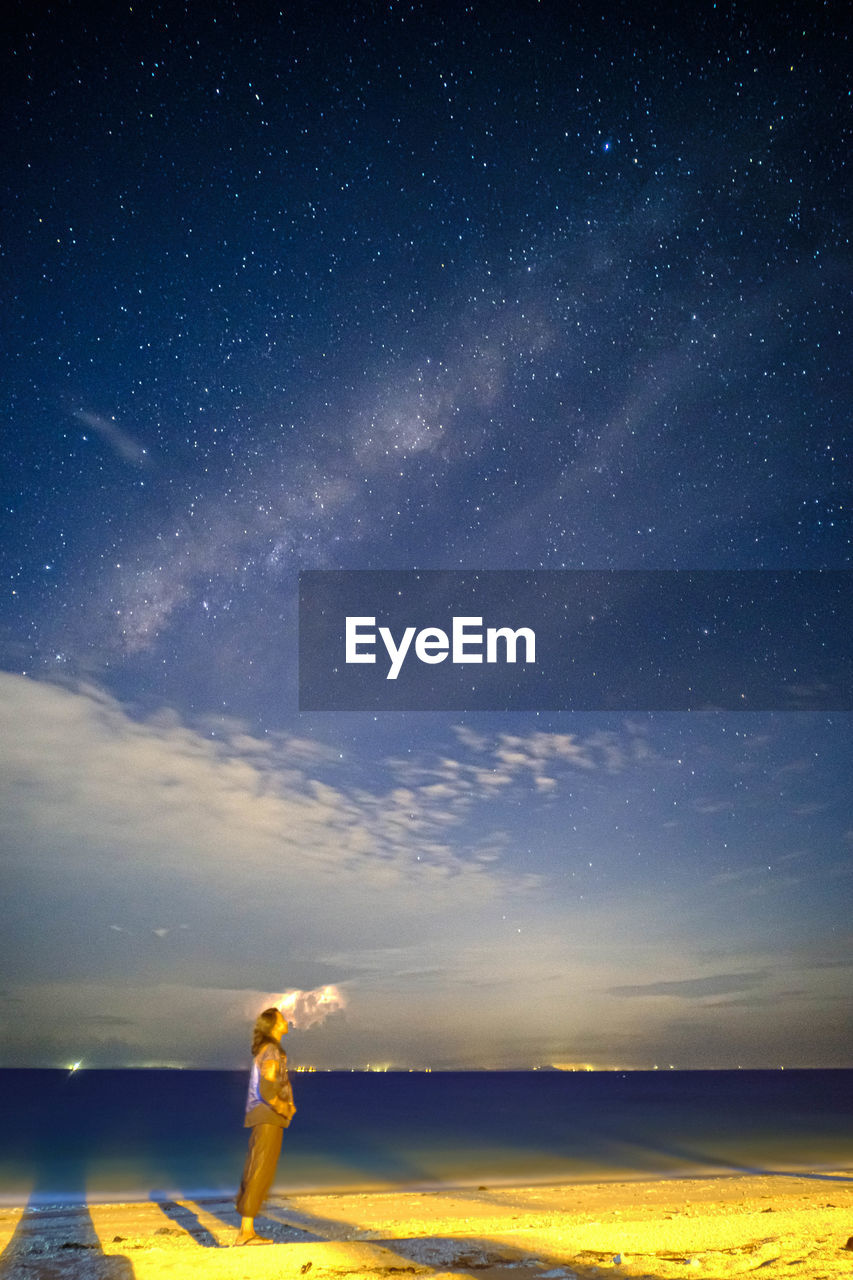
[236,1123,284,1218]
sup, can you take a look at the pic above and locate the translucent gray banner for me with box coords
[298,570,852,711]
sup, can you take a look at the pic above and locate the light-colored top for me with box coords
[244,1041,295,1128]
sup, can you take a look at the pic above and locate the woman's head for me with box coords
[251,1007,288,1055]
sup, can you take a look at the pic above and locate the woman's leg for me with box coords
[235,1124,284,1242]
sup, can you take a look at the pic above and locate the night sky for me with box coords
[1,1,850,1070]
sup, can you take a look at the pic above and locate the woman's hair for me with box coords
[251,1007,281,1056]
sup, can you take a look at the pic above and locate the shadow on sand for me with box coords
[0,1187,134,1279]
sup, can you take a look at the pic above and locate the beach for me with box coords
[1,1174,851,1280]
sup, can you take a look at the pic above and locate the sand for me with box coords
[0,1174,851,1280]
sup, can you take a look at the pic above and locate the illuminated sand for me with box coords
[0,1175,851,1279]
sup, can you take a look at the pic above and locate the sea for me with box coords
[0,1069,850,1206]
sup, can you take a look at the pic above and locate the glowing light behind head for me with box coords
[273,984,346,1029]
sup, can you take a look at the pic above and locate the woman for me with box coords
[234,1007,296,1246]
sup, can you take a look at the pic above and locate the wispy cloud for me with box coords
[389,725,651,805]
[74,409,152,468]
[608,973,765,1000]
[0,674,515,905]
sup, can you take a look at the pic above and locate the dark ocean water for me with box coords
[0,1069,850,1205]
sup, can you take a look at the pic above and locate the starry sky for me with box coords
[1,0,850,1070]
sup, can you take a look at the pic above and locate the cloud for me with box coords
[0,674,516,894]
[452,724,489,752]
[608,972,765,1000]
[386,726,649,807]
[74,409,151,468]
[489,727,650,778]
[272,984,347,1029]
[0,674,533,999]
[495,732,596,772]
[2,677,848,1068]
[692,798,733,815]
